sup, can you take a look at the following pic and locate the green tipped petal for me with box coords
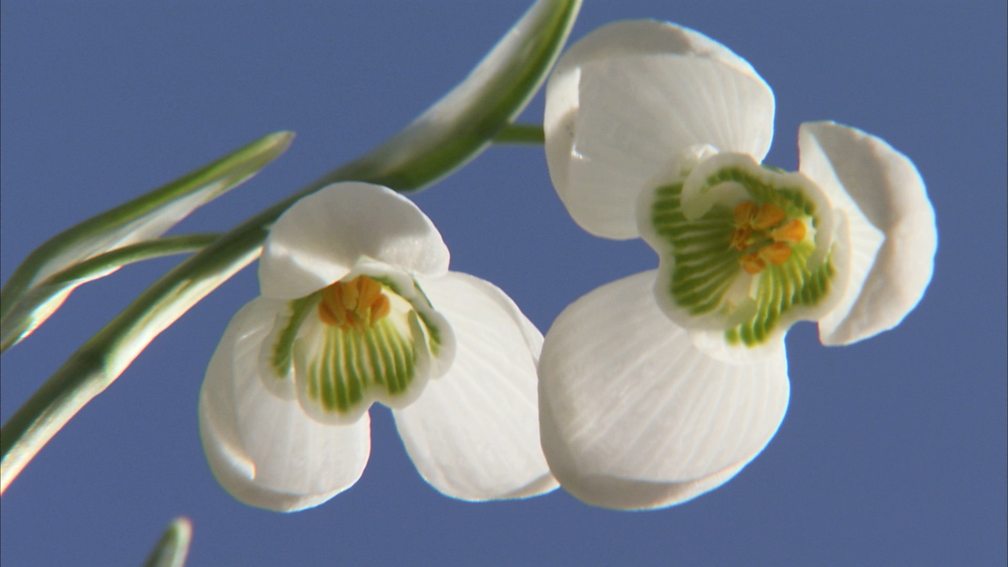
[640,153,840,348]
[281,265,453,424]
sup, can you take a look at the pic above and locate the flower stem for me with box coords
[493,123,545,144]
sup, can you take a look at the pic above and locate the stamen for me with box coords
[730,227,752,251]
[772,219,806,243]
[752,203,786,230]
[758,242,792,266]
[740,253,766,274]
[319,275,392,331]
[733,201,758,226]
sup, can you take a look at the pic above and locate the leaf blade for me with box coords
[1,234,218,352]
[142,517,193,567]
[0,131,293,322]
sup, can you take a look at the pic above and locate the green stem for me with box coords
[493,123,545,144]
[0,0,581,494]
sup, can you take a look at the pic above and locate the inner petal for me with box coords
[262,267,453,424]
[640,152,839,348]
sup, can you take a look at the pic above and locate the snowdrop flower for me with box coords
[199,182,555,511]
[539,21,936,509]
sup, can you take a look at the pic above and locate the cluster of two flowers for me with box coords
[201,21,936,511]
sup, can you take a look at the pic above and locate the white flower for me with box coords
[199,182,556,511]
[539,21,936,509]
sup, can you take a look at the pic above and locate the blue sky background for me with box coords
[2,1,1005,565]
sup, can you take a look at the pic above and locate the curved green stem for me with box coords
[493,123,545,144]
[0,0,581,495]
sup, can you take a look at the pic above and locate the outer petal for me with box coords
[544,20,774,239]
[259,182,450,299]
[393,272,556,500]
[798,121,936,345]
[538,271,789,509]
[199,298,371,511]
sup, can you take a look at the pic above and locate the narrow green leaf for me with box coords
[1,234,218,352]
[317,0,580,190]
[0,131,294,327]
[142,517,193,567]
[0,0,581,494]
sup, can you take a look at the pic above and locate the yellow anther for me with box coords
[758,242,793,266]
[319,275,391,330]
[733,201,758,226]
[730,227,752,251]
[771,219,806,243]
[740,253,766,274]
[752,203,786,230]
[731,200,804,273]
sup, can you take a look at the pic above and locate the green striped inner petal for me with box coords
[652,183,737,317]
[725,242,834,346]
[270,271,451,422]
[268,294,318,380]
[302,317,418,415]
[649,162,835,347]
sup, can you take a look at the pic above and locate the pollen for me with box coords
[733,201,758,226]
[758,242,792,266]
[771,219,806,243]
[318,275,391,331]
[740,253,766,274]
[730,201,808,273]
[751,203,786,230]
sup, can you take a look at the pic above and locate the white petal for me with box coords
[259,182,450,299]
[199,398,346,512]
[199,298,371,511]
[393,272,556,500]
[539,396,749,510]
[538,271,789,509]
[544,21,773,239]
[799,122,936,345]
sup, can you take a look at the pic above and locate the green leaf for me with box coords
[0,0,580,495]
[318,0,580,190]
[142,517,193,567]
[1,234,218,352]
[0,131,294,348]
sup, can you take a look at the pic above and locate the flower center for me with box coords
[640,152,835,347]
[730,201,808,275]
[317,275,391,331]
[263,268,452,424]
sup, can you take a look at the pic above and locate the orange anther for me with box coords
[740,253,766,274]
[733,201,758,226]
[758,242,793,266]
[730,227,752,251]
[318,275,391,330]
[771,219,806,243]
[752,203,786,230]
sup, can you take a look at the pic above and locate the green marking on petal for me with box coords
[289,271,453,420]
[727,244,835,346]
[652,182,739,316]
[302,317,419,414]
[269,294,319,378]
[648,158,836,348]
